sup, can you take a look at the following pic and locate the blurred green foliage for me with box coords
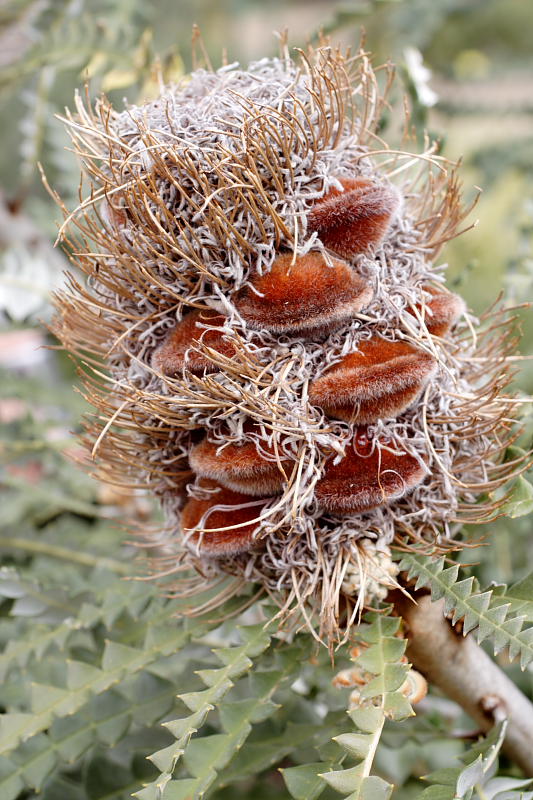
[1,1,533,798]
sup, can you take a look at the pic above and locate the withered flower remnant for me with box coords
[51,42,527,643]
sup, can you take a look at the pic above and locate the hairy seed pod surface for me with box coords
[234,252,373,337]
[308,177,401,259]
[309,338,437,423]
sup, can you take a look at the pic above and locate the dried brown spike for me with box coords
[315,427,427,513]
[307,177,400,259]
[234,252,372,337]
[152,308,234,375]
[189,432,292,495]
[414,287,466,336]
[181,481,267,556]
[309,338,437,423]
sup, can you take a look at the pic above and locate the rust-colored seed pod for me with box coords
[189,434,292,495]
[307,177,400,259]
[152,308,234,375]
[234,252,372,337]
[416,288,466,337]
[309,338,437,423]
[181,482,267,556]
[316,428,427,513]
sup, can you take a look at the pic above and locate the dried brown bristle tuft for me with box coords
[234,252,372,337]
[308,177,400,259]
[309,338,437,423]
[152,308,234,375]
[181,481,267,556]
[315,428,427,513]
[189,432,293,495]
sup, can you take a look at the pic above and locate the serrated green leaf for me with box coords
[382,690,413,720]
[456,755,485,796]
[141,621,282,800]
[13,734,56,790]
[50,716,94,762]
[359,616,401,642]
[66,659,105,690]
[423,768,460,786]
[0,755,24,800]
[419,785,456,800]
[399,555,533,668]
[321,765,364,793]
[179,678,234,711]
[30,683,71,715]
[0,617,196,757]
[356,638,406,672]
[283,762,330,800]
[102,639,144,671]
[482,776,533,800]
[334,733,372,759]
[148,741,184,774]
[500,475,533,518]
[162,707,211,740]
[358,775,394,800]
[0,672,177,798]
[219,719,341,790]
[159,779,200,799]
[361,662,408,697]
[507,571,533,601]
[0,714,37,752]
[196,658,252,687]
[321,769,394,800]
[89,691,131,745]
[0,623,71,683]
[218,696,277,730]
[349,707,383,733]
[183,733,236,777]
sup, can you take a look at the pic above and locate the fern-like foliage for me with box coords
[0,587,214,798]
[135,620,309,800]
[418,719,533,800]
[399,555,533,668]
[0,0,155,218]
[283,612,413,800]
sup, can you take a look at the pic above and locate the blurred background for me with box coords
[0,1,532,796]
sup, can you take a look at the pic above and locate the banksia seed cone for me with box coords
[52,41,527,643]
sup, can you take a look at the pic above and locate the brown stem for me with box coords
[393,592,533,777]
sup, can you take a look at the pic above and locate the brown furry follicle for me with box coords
[316,427,427,513]
[152,308,235,375]
[309,338,437,423]
[413,288,466,336]
[308,177,400,259]
[234,252,373,337]
[181,480,267,556]
[189,431,293,495]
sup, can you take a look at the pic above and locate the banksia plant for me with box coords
[51,40,529,655]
